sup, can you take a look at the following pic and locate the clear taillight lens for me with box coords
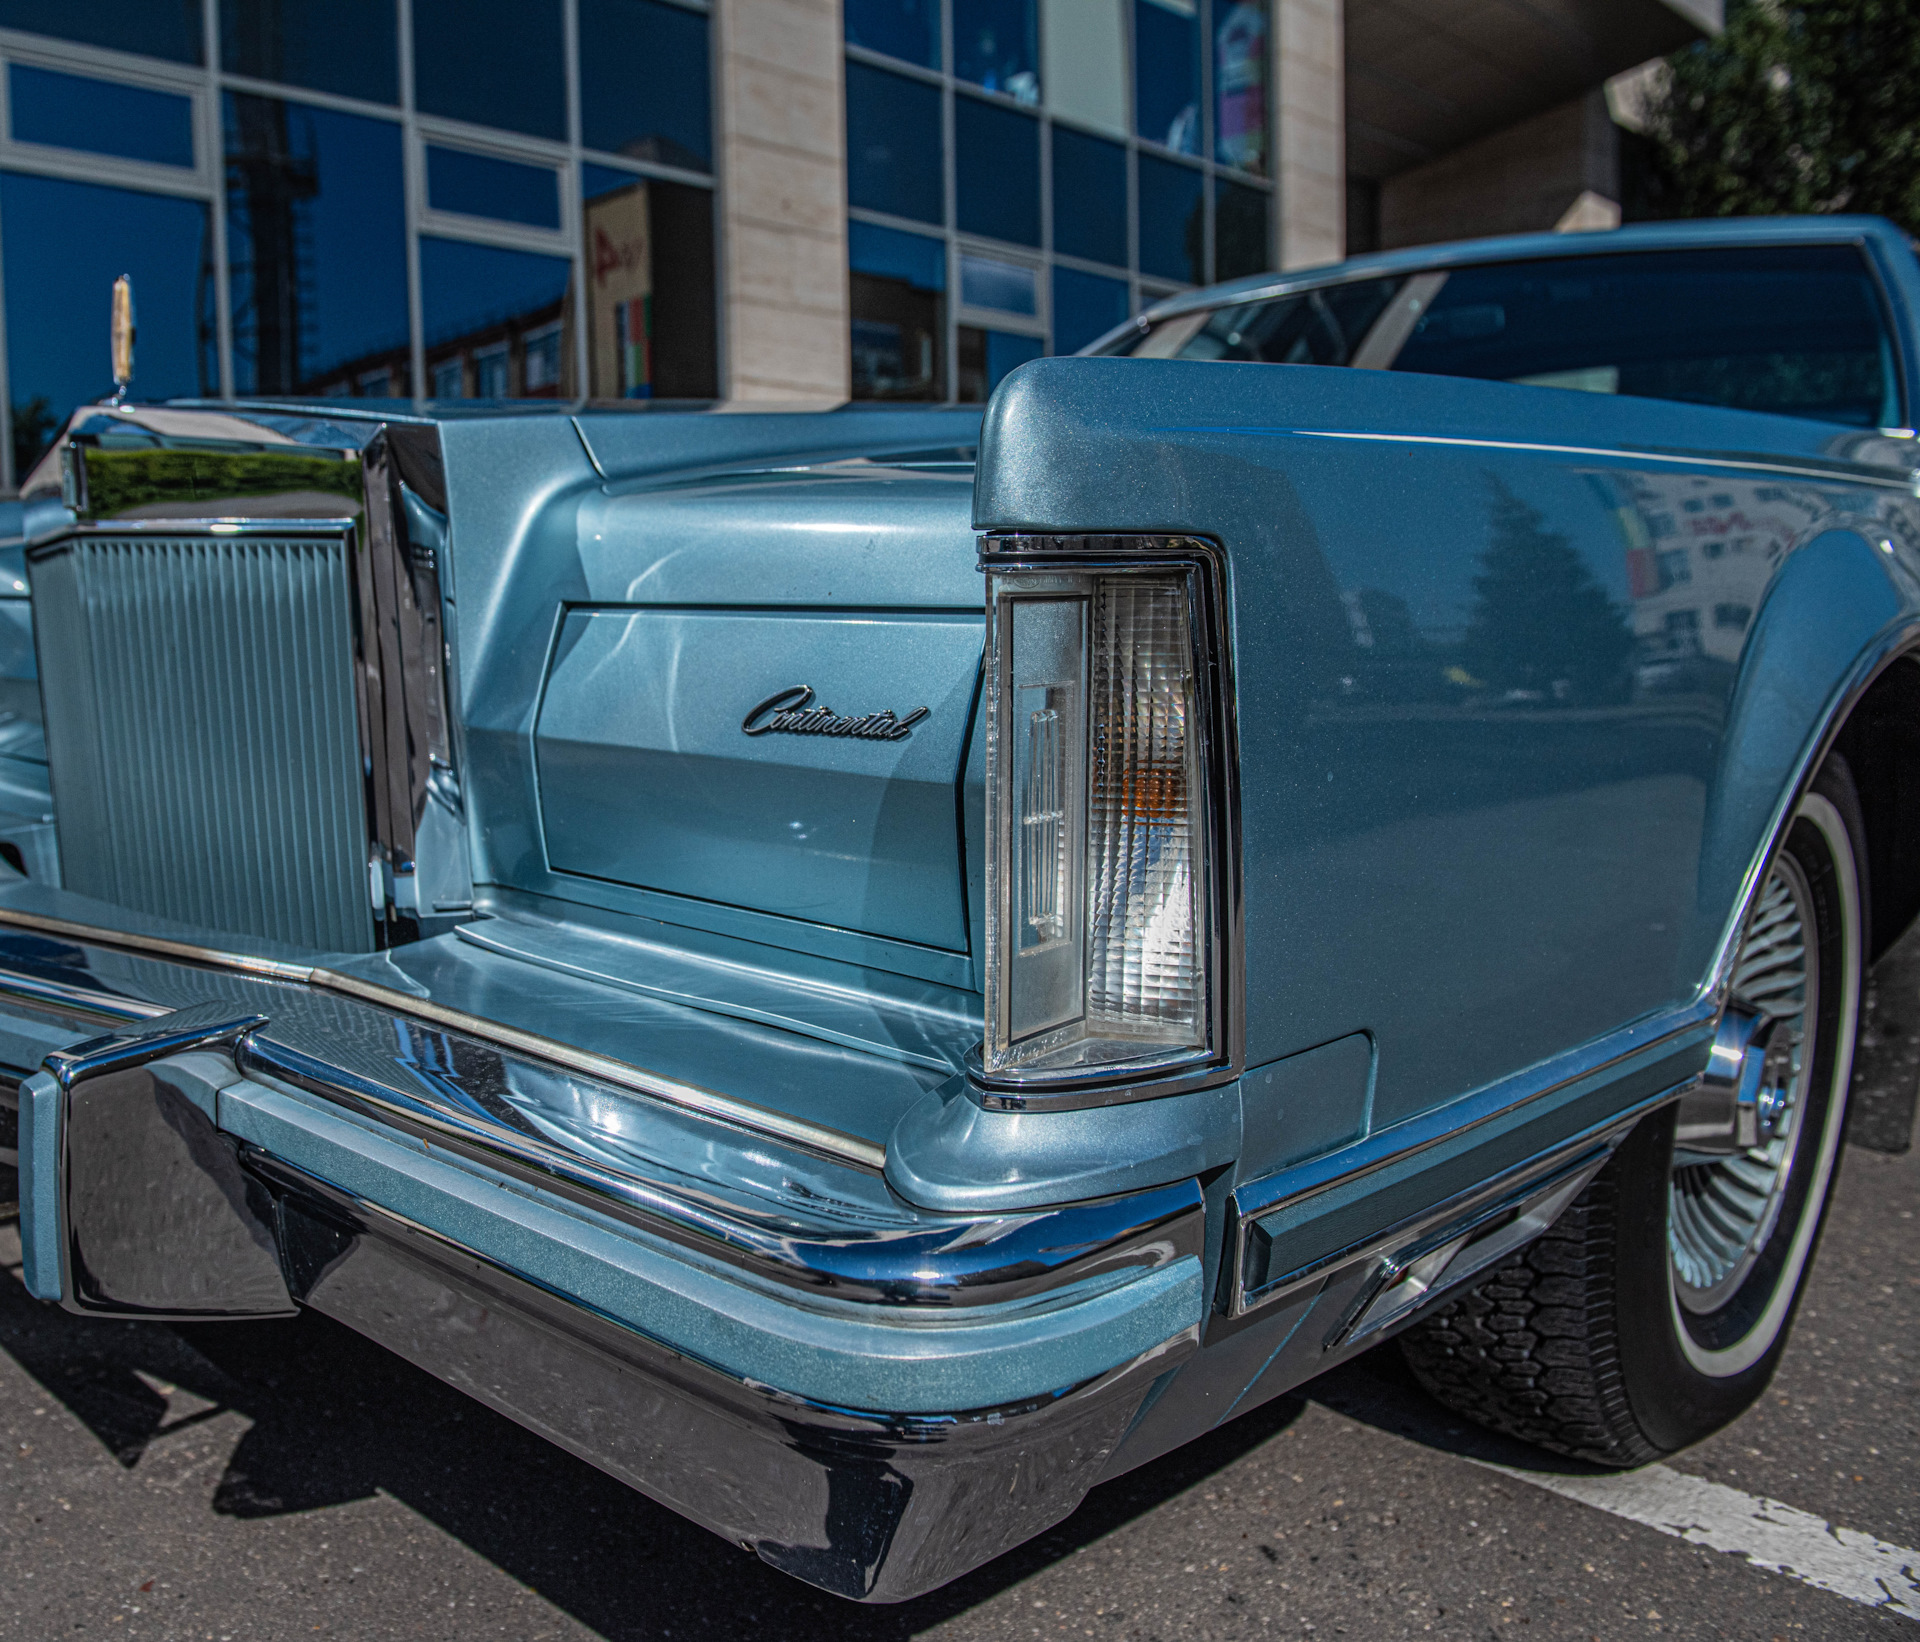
[985,552,1212,1081]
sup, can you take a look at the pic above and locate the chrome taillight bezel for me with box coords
[974,532,1240,1110]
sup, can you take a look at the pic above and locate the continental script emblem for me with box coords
[741,685,929,741]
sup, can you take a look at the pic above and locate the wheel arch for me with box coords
[1831,654,1920,961]
[1693,526,1915,1000]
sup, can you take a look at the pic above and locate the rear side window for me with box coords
[1111,244,1902,428]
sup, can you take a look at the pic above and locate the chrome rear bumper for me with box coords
[0,921,1204,1602]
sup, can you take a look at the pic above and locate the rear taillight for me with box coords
[982,534,1228,1092]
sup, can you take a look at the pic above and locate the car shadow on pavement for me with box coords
[0,1181,1311,1638]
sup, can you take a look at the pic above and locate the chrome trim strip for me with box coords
[1316,1148,1610,1351]
[1225,1007,1715,1317]
[1285,429,1915,490]
[37,519,359,538]
[37,1005,1205,1311]
[0,904,887,1172]
[0,965,172,1024]
[313,966,889,1171]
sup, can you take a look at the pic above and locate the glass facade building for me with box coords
[845,0,1273,401]
[0,0,718,485]
[0,0,1676,469]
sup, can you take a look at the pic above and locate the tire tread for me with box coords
[1399,1161,1662,1468]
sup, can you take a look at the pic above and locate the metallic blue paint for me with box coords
[975,354,1920,1132]
[534,605,982,949]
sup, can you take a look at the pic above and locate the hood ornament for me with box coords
[109,274,135,406]
[742,685,929,742]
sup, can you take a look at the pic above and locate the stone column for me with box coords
[713,0,850,399]
[1274,0,1345,270]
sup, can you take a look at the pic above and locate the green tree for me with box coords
[1644,0,1920,234]
[1462,478,1633,702]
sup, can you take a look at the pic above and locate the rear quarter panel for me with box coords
[976,358,1920,1134]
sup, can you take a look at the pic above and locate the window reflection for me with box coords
[582,164,717,399]
[1134,0,1200,155]
[9,66,194,168]
[224,93,410,395]
[846,62,943,225]
[1213,0,1266,175]
[956,96,1039,246]
[0,1,201,64]
[413,0,566,141]
[960,253,1036,315]
[1042,0,1125,135]
[957,325,1040,401]
[1,172,210,475]
[955,0,1038,101]
[1137,152,1204,282]
[1051,126,1126,267]
[427,146,561,229]
[579,0,712,173]
[845,0,941,70]
[220,0,398,105]
[421,236,575,398]
[1052,266,1129,353]
[850,221,945,400]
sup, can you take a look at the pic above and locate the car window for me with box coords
[1106,245,1902,428]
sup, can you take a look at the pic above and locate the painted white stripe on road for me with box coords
[1485,1461,1920,1622]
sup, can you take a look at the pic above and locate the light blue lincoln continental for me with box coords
[0,214,1914,1598]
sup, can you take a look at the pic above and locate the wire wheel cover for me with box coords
[1669,856,1817,1314]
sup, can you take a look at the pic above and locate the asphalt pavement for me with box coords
[0,974,1913,1640]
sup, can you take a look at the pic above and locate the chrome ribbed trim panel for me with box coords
[0,902,886,1170]
[30,527,373,952]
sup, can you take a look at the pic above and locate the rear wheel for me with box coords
[1399,756,1864,1465]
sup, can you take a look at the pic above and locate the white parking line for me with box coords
[1484,1461,1920,1622]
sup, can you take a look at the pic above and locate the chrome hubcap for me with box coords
[1669,856,1817,1313]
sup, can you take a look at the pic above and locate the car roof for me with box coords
[1099,215,1918,347]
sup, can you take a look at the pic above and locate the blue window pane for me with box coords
[954,0,1037,100]
[1051,126,1126,267]
[846,62,942,225]
[851,219,946,289]
[1215,178,1270,280]
[0,1,201,63]
[582,165,719,399]
[422,237,574,397]
[9,65,194,167]
[957,325,1041,402]
[225,94,410,395]
[580,0,711,172]
[1134,0,1199,154]
[845,0,939,70]
[221,0,398,104]
[414,0,565,140]
[955,96,1039,247]
[2,173,209,475]
[1137,152,1204,283]
[851,221,944,400]
[1214,0,1267,174]
[960,253,1035,315]
[1052,266,1129,354]
[428,146,560,229]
